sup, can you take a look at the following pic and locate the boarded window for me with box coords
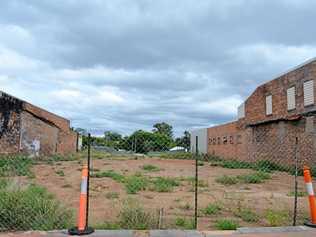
[266,95,272,115]
[237,103,245,119]
[287,87,295,110]
[304,80,314,106]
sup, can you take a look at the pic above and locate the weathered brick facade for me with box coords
[0,91,78,156]
[204,59,316,165]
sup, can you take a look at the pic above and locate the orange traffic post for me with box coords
[303,166,316,228]
[69,133,94,235]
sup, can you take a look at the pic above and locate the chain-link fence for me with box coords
[0,124,314,232]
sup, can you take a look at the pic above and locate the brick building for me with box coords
[0,91,79,156]
[191,58,316,166]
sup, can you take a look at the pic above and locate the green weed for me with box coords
[265,209,290,227]
[125,175,149,194]
[0,182,73,231]
[151,177,180,192]
[215,219,239,230]
[174,217,194,229]
[141,164,161,172]
[55,170,65,177]
[0,155,33,177]
[91,170,125,182]
[234,208,259,223]
[118,199,158,229]
[201,203,221,215]
[216,175,239,185]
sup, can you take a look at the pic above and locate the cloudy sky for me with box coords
[0,0,316,136]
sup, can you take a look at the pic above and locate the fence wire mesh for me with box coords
[0,124,315,232]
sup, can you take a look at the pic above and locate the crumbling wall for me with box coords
[20,111,59,156]
[56,130,78,155]
[0,93,23,154]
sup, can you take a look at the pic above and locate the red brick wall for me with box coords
[207,121,248,160]
[24,103,70,132]
[20,111,59,156]
[56,130,78,155]
[245,61,316,125]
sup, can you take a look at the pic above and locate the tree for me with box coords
[152,122,173,139]
[175,131,190,150]
[104,131,123,149]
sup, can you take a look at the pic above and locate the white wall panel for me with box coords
[287,87,296,110]
[266,95,272,115]
[190,128,207,154]
[237,103,245,119]
[304,80,314,106]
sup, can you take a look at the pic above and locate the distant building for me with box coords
[0,91,78,156]
[191,58,316,166]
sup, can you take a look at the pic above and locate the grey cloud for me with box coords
[0,0,315,136]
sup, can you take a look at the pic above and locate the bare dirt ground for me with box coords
[27,155,309,230]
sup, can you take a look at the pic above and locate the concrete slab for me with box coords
[150,230,203,237]
[237,226,312,234]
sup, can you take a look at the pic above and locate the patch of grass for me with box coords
[141,164,161,172]
[197,161,204,166]
[55,170,65,177]
[0,182,73,231]
[0,155,33,177]
[215,219,239,230]
[234,208,259,223]
[216,175,239,185]
[265,210,290,227]
[237,172,271,184]
[174,217,194,229]
[151,177,180,192]
[125,175,149,194]
[201,203,221,215]
[91,170,125,182]
[118,199,158,229]
[105,192,119,199]
[287,191,307,197]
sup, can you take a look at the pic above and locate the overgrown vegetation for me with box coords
[216,172,271,185]
[141,164,161,172]
[234,208,259,223]
[0,155,33,177]
[265,210,290,227]
[125,175,149,194]
[0,180,73,231]
[216,175,239,185]
[201,203,222,215]
[118,199,158,229]
[215,219,239,230]
[91,170,125,182]
[174,217,194,229]
[151,177,180,192]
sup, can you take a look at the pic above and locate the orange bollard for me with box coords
[303,166,316,228]
[68,164,94,235]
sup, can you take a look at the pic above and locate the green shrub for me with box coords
[201,203,221,215]
[265,210,290,227]
[118,199,158,229]
[0,182,73,231]
[215,219,239,230]
[151,177,179,192]
[287,191,307,197]
[141,164,160,172]
[216,175,239,185]
[0,155,33,177]
[91,170,125,182]
[197,161,204,166]
[234,208,259,223]
[237,172,271,184]
[174,217,194,229]
[125,175,149,194]
[105,192,119,199]
[254,160,288,173]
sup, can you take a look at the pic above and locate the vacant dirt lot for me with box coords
[27,154,309,230]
